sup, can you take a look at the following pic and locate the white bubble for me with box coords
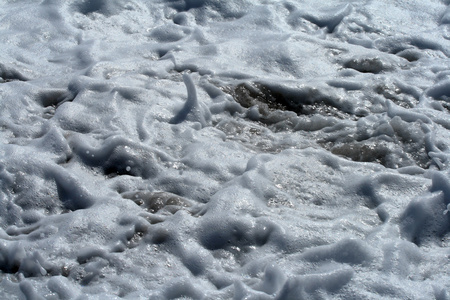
[126,166,131,172]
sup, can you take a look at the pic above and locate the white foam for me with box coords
[0,0,449,298]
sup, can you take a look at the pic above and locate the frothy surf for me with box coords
[0,0,450,298]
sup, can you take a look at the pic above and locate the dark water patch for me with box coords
[74,0,110,16]
[49,170,95,211]
[0,243,58,277]
[329,141,425,169]
[317,113,431,169]
[102,152,144,178]
[36,89,76,108]
[299,101,356,120]
[223,82,355,122]
[124,224,148,249]
[167,0,249,23]
[374,83,418,109]
[322,138,430,169]
[0,63,28,82]
[69,138,161,179]
[440,101,450,112]
[122,191,192,214]
[224,82,299,114]
[71,248,110,285]
[198,218,274,263]
[329,141,393,166]
[36,80,81,121]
